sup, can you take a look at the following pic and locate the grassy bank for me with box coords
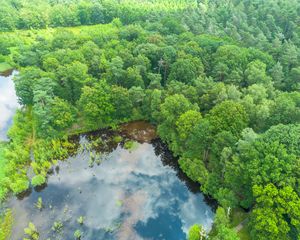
[0,143,7,179]
[230,208,251,240]
[0,62,12,73]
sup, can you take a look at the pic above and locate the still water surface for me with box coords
[0,70,19,141]
[8,133,214,240]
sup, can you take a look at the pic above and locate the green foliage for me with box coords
[74,229,82,239]
[251,184,300,240]
[31,175,46,187]
[168,57,204,84]
[0,62,12,73]
[52,221,63,232]
[35,197,43,210]
[10,178,30,195]
[210,207,239,240]
[176,110,202,140]
[78,81,115,129]
[188,224,206,240]
[1,2,299,239]
[179,157,207,184]
[158,94,199,155]
[207,101,248,137]
[0,209,13,240]
[24,222,39,240]
[113,135,123,144]
[124,140,139,151]
[77,216,84,225]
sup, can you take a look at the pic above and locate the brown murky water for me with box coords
[120,121,157,142]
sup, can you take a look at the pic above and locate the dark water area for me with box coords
[0,70,19,141]
[7,128,214,240]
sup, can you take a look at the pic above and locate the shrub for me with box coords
[31,175,46,187]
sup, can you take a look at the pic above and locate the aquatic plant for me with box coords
[35,197,43,210]
[77,216,84,225]
[124,140,139,151]
[88,152,94,168]
[23,222,39,240]
[91,138,103,147]
[31,175,46,187]
[74,229,82,239]
[0,209,13,240]
[52,221,63,232]
[104,221,122,234]
[104,227,114,233]
[63,206,69,214]
[115,200,123,207]
[113,135,123,143]
[95,153,103,165]
[95,158,102,166]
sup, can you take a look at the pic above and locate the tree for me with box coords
[210,207,239,240]
[270,62,284,89]
[212,45,248,85]
[146,89,163,123]
[168,57,204,85]
[179,156,208,184]
[158,94,199,154]
[147,73,162,89]
[262,124,300,156]
[0,9,16,31]
[124,66,145,88]
[280,41,298,72]
[128,86,146,119]
[110,86,133,121]
[241,84,273,131]
[105,56,126,86]
[188,224,206,240]
[289,67,300,91]
[176,110,202,141]
[50,97,75,132]
[269,92,300,126]
[227,130,299,208]
[56,61,89,103]
[14,67,43,106]
[207,101,248,137]
[78,81,115,128]
[32,77,57,138]
[251,184,300,240]
[245,60,272,86]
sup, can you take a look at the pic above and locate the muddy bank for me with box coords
[120,121,157,142]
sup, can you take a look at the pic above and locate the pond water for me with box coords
[0,70,19,141]
[7,131,214,240]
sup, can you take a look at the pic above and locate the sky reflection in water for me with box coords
[0,70,19,141]
[9,138,214,240]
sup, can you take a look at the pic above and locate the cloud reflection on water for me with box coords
[9,141,214,240]
[0,70,19,140]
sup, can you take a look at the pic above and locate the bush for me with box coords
[124,140,138,151]
[31,174,46,187]
[10,178,29,195]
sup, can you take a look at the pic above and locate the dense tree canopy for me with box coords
[0,1,299,239]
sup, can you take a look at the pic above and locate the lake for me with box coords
[7,128,214,240]
[0,70,19,141]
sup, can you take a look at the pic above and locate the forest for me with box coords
[0,0,299,240]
